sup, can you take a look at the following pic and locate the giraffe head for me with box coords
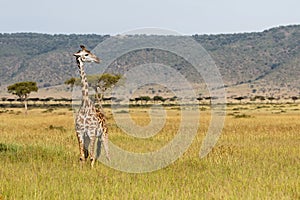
[74,45,100,63]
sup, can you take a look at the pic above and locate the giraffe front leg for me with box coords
[76,131,86,164]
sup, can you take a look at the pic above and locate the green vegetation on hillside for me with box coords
[194,25,300,90]
[0,25,299,97]
[0,33,108,87]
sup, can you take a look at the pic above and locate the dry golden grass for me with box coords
[0,104,299,199]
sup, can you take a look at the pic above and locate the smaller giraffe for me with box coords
[73,45,110,167]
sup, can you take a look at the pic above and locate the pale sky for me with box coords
[1,0,299,35]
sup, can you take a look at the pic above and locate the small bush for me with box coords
[115,110,129,114]
[0,143,21,153]
[42,108,54,113]
[57,112,66,115]
[47,125,66,132]
[0,110,9,114]
[234,113,252,118]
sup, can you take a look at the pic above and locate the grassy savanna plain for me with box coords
[0,103,299,199]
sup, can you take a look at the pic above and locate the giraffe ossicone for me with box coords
[73,45,110,168]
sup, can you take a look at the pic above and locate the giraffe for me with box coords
[73,45,110,167]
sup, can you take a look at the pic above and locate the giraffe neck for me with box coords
[77,59,89,103]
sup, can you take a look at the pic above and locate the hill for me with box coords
[0,33,108,88]
[0,25,299,98]
[194,25,300,97]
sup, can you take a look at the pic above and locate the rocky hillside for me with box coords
[194,25,300,96]
[0,25,299,97]
[0,33,108,87]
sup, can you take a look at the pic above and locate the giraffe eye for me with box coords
[85,54,89,56]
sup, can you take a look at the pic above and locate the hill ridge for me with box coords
[0,25,299,97]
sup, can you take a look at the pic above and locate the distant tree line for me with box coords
[2,94,299,110]
[230,95,299,104]
[2,80,299,114]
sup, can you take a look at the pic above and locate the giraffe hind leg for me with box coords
[102,132,110,161]
[76,131,86,163]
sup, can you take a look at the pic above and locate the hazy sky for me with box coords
[1,0,299,35]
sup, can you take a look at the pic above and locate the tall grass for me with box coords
[0,105,299,199]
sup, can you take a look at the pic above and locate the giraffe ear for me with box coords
[80,45,86,50]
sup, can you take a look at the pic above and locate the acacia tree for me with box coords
[234,96,245,104]
[64,73,122,104]
[64,77,77,89]
[267,96,276,103]
[291,96,298,103]
[96,73,122,102]
[7,81,38,114]
[140,96,151,104]
[153,95,165,104]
